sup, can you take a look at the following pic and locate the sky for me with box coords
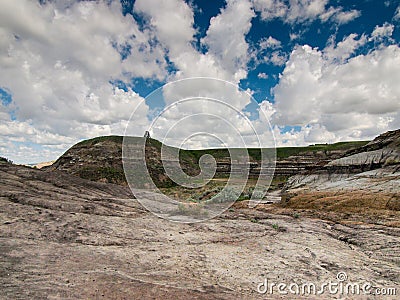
[0,0,400,163]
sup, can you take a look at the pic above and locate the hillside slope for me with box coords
[281,129,400,223]
[48,136,202,188]
[327,129,400,169]
[48,135,368,187]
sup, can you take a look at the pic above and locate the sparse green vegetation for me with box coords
[178,140,369,161]
[275,141,369,159]
[77,167,125,184]
[268,176,290,191]
[207,187,240,204]
[165,181,269,204]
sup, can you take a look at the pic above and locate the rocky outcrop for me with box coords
[345,129,400,155]
[282,129,400,215]
[273,149,344,176]
[327,129,400,171]
[282,165,400,205]
[48,136,125,184]
[328,148,399,169]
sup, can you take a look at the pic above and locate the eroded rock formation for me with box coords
[281,129,400,219]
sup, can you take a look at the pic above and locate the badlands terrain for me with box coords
[1,130,399,299]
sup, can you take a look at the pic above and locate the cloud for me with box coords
[252,0,287,21]
[255,37,286,67]
[370,22,395,41]
[0,0,159,162]
[134,0,195,55]
[1,0,167,80]
[324,33,367,63]
[252,0,360,24]
[266,51,288,66]
[271,37,400,143]
[0,0,262,163]
[332,9,361,25]
[123,1,268,150]
[128,78,275,150]
[259,36,282,49]
[289,32,301,41]
[201,0,255,80]
[135,0,254,83]
[394,5,400,21]
[258,72,269,79]
[0,0,398,163]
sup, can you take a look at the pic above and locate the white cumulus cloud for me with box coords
[370,22,395,41]
[271,37,400,143]
[252,0,360,24]
[0,0,159,162]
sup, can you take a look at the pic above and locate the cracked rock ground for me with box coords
[1,163,399,299]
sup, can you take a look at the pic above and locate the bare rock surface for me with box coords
[282,129,400,227]
[328,148,400,168]
[1,162,399,299]
[328,129,400,169]
[285,166,400,194]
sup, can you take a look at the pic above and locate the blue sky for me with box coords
[0,0,400,163]
[116,0,400,102]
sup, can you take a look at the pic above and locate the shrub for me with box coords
[207,187,241,204]
[251,190,265,199]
